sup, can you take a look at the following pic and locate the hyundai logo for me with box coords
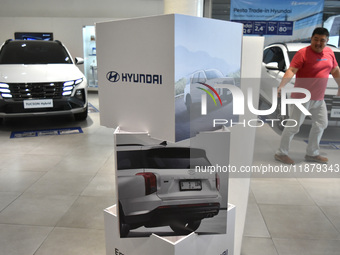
[106,71,120,83]
[188,169,195,175]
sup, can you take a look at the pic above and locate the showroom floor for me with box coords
[242,120,340,255]
[0,92,339,255]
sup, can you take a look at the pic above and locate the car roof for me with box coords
[267,42,340,52]
[3,39,62,45]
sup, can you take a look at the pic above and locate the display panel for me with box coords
[96,14,241,238]
[96,14,243,143]
[174,15,242,141]
[14,32,53,41]
[114,130,230,238]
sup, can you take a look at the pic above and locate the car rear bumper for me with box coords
[124,202,220,227]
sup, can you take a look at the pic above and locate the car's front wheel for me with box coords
[170,220,201,235]
[119,203,130,237]
[185,95,192,111]
[120,222,130,237]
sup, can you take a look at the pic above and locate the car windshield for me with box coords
[288,50,340,66]
[205,69,224,79]
[0,41,72,64]
[117,147,211,170]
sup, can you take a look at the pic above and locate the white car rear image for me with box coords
[117,144,222,237]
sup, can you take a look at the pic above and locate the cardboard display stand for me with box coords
[96,14,243,142]
[106,128,233,254]
[95,14,246,255]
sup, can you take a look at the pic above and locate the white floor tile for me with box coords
[34,227,106,255]
[0,224,52,255]
[273,238,340,255]
[259,204,340,240]
[241,237,278,255]
[0,194,77,226]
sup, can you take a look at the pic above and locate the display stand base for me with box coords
[104,204,235,255]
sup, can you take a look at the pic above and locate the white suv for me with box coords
[261,42,340,128]
[117,144,222,237]
[183,69,235,111]
[0,39,88,123]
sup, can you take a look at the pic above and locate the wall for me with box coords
[0,0,164,71]
[0,0,163,18]
[0,17,110,63]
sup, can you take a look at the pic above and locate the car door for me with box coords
[190,70,207,104]
[261,46,286,105]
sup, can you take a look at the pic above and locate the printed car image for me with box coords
[0,39,88,123]
[261,42,340,129]
[116,143,222,237]
[183,69,235,111]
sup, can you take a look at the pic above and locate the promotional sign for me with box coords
[174,15,242,141]
[230,0,324,41]
[96,14,175,142]
[96,14,243,142]
[95,14,244,240]
[113,129,230,238]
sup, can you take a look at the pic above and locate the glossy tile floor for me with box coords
[0,92,114,255]
[242,122,340,255]
[0,92,339,255]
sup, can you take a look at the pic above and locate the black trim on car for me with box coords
[123,203,220,228]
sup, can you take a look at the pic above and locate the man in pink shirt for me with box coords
[275,27,340,165]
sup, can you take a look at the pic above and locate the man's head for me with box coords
[311,27,329,53]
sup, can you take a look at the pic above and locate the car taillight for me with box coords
[215,173,220,191]
[136,172,157,195]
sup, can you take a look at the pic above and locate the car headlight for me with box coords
[0,83,12,98]
[62,78,83,96]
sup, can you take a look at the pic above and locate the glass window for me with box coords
[0,41,72,64]
[117,148,211,170]
[192,72,200,83]
[287,51,296,62]
[329,17,340,36]
[334,52,340,65]
[198,71,206,83]
[263,47,285,70]
[205,69,224,79]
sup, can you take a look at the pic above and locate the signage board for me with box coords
[230,0,324,39]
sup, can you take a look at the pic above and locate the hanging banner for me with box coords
[230,0,324,38]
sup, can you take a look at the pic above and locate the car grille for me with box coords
[324,95,340,108]
[8,82,64,100]
[324,94,340,119]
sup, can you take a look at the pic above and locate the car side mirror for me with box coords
[265,62,279,70]
[75,57,84,65]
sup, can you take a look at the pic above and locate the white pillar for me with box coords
[163,0,204,17]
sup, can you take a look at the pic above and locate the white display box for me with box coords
[104,204,235,255]
[96,14,243,142]
[96,13,263,255]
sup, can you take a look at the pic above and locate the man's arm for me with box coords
[331,66,340,96]
[277,66,298,96]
